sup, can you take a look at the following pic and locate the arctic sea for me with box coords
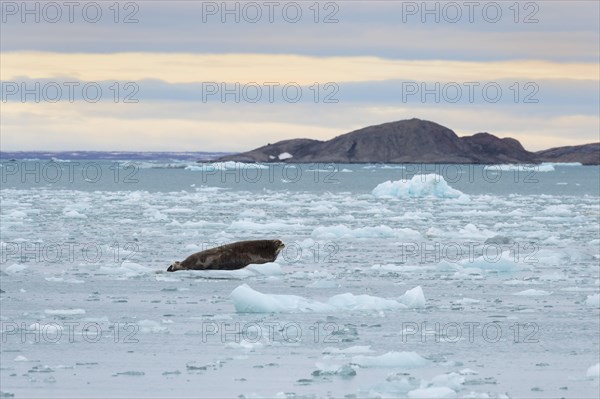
[1,159,599,398]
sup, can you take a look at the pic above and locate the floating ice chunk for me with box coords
[407,386,456,398]
[246,262,283,276]
[44,277,84,284]
[584,293,599,307]
[456,223,497,239]
[63,210,87,219]
[186,162,269,171]
[485,164,555,172]
[230,284,425,313]
[311,224,421,240]
[14,355,28,362]
[44,309,86,315]
[231,284,335,313]
[229,220,305,231]
[398,286,426,308]
[541,204,572,216]
[351,351,428,368]
[456,298,480,305]
[6,210,27,218]
[543,162,582,167]
[459,368,479,375]
[99,261,153,278]
[138,319,169,334]
[513,289,551,296]
[328,293,407,311]
[429,372,465,390]
[278,152,293,160]
[5,263,28,274]
[226,340,264,351]
[162,207,194,214]
[372,174,466,199]
[155,274,180,282]
[586,363,600,378]
[460,251,521,272]
[323,345,373,354]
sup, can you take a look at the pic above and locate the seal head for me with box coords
[167,261,183,272]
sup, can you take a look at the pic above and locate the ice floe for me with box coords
[372,174,467,199]
[230,284,426,313]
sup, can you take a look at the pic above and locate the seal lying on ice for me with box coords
[167,240,285,272]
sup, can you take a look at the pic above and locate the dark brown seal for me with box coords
[167,240,285,272]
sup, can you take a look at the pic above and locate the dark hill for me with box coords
[216,118,598,164]
[536,143,599,165]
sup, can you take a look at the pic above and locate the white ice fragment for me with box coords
[5,263,28,274]
[351,351,428,368]
[459,368,479,375]
[226,339,264,351]
[398,286,426,309]
[586,363,600,378]
[429,372,465,390]
[460,251,521,272]
[63,210,87,219]
[323,345,373,354]
[44,309,86,315]
[138,319,169,334]
[311,224,421,240]
[513,289,551,296]
[456,298,480,305]
[230,284,425,313]
[407,386,457,398]
[99,261,152,278]
[584,293,599,307]
[484,164,555,172]
[278,152,293,160]
[186,162,269,171]
[231,284,334,313]
[328,293,407,311]
[372,174,466,199]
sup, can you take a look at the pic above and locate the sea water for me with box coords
[1,159,599,398]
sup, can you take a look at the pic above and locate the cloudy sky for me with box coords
[1,0,598,151]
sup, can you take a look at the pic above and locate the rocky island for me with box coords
[216,118,599,165]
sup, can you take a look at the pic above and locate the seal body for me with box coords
[167,240,285,272]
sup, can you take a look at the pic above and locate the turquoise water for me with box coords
[1,160,598,196]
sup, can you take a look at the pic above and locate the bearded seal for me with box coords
[167,239,285,272]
